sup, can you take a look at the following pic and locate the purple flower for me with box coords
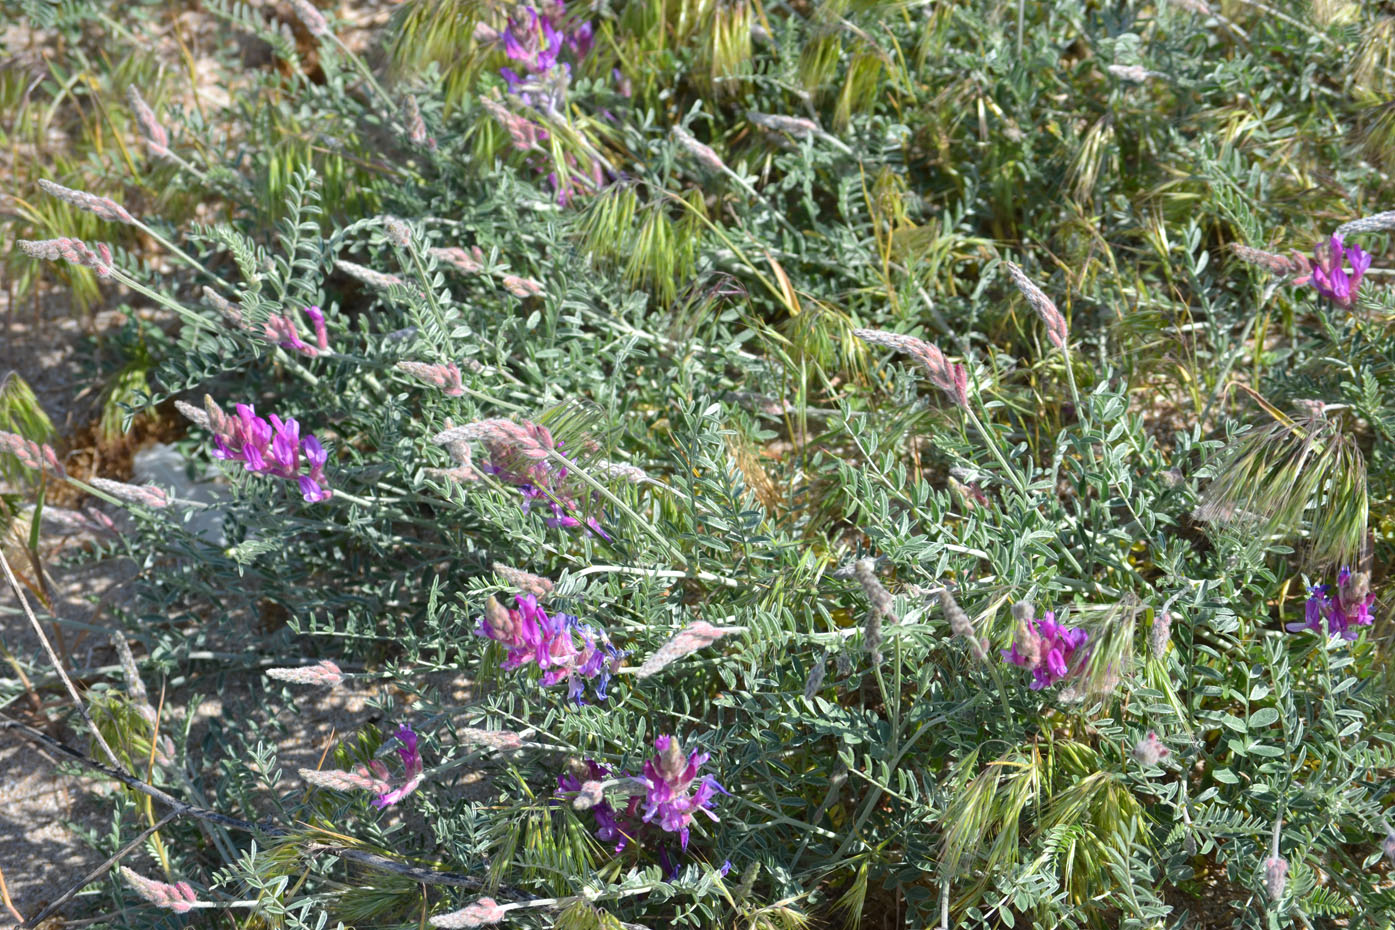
[206,400,332,502]
[372,724,425,808]
[1288,568,1375,640]
[1295,234,1371,309]
[640,735,726,850]
[1001,610,1089,689]
[476,595,623,702]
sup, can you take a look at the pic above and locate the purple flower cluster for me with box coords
[498,1,593,108]
[556,735,725,867]
[207,401,331,502]
[1001,610,1089,689]
[641,735,726,850]
[477,594,623,702]
[374,724,425,808]
[1288,567,1375,641]
[1294,234,1371,309]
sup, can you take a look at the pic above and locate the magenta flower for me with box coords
[1294,234,1371,309]
[1001,610,1089,689]
[476,594,622,702]
[1288,567,1375,641]
[640,735,726,850]
[372,724,425,808]
[208,401,332,502]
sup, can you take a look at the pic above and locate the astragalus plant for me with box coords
[7,0,1395,928]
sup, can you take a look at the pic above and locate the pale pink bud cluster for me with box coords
[1150,610,1172,659]
[592,460,648,483]
[634,621,745,678]
[397,361,465,396]
[38,179,135,225]
[126,87,171,158]
[853,558,895,663]
[1004,261,1068,350]
[480,95,544,152]
[492,561,554,597]
[290,0,330,36]
[403,95,436,149]
[42,506,117,537]
[266,659,343,686]
[1107,64,1161,82]
[119,867,200,913]
[90,477,169,509]
[1264,856,1288,901]
[336,259,406,290]
[501,274,544,298]
[383,216,413,249]
[18,237,114,277]
[457,727,526,752]
[854,328,969,409]
[0,430,65,477]
[1229,243,1299,276]
[203,287,243,325]
[746,111,819,137]
[672,125,727,172]
[175,399,210,430]
[431,897,506,928]
[433,419,552,461]
[431,245,486,274]
[940,589,987,661]
[1131,730,1170,766]
[1337,211,1395,237]
[300,762,393,794]
[263,306,329,357]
